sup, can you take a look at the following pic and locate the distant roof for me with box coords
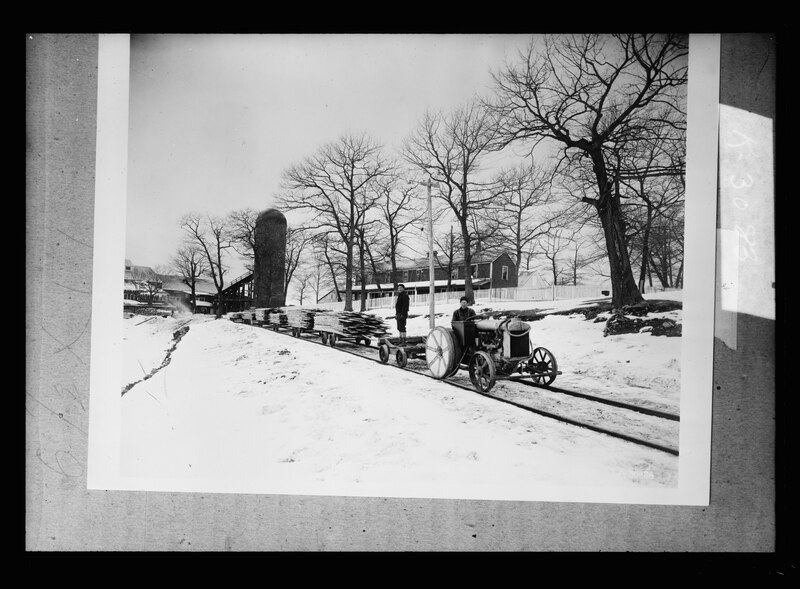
[383,250,513,271]
[357,278,491,291]
[124,264,159,282]
[160,274,217,295]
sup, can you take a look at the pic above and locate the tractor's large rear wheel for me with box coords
[425,326,461,379]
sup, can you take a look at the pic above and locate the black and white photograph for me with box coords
[87,33,719,505]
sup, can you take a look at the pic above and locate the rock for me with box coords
[584,308,601,320]
[172,325,190,340]
[650,319,682,337]
[603,312,641,337]
[621,302,652,317]
[621,300,683,316]
[601,309,682,337]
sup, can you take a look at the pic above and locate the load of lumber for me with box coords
[284,307,328,330]
[254,307,278,324]
[312,310,390,339]
[267,309,288,327]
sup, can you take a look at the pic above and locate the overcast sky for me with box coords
[125,33,536,273]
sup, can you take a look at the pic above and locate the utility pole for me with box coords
[426,178,435,330]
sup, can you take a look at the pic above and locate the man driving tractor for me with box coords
[452,296,476,322]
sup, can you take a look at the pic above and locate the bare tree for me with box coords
[227,207,259,272]
[563,233,607,286]
[179,212,233,318]
[432,225,463,291]
[308,259,328,304]
[291,268,314,306]
[277,133,390,311]
[171,243,208,313]
[466,213,504,259]
[353,195,387,311]
[647,208,685,289]
[312,232,347,303]
[374,174,426,291]
[300,237,339,304]
[489,33,688,307]
[490,162,555,269]
[355,218,393,310]
[402,99,502,304]
[535,229,573,287]
[284,226,314,302]
[129,266,162,306]
[616,117,686,292]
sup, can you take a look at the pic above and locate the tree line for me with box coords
[164,34,688,317]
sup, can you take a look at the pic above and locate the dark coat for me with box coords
[395,291,409,317]
[452,306,476,321]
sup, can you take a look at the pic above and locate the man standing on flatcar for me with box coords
[452,296,476,322]
[395,284,410,344]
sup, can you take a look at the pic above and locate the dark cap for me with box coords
[460,296,468,303]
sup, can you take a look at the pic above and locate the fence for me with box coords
[311,284,625,313]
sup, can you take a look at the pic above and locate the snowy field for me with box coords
[369,293,683,413]
[119,292,693,502]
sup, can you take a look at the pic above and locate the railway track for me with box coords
[234,320,680,457]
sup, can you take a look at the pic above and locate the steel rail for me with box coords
[507,377,681,422]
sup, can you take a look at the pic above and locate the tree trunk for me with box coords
[572,248,578,286]
[446,226,455,291]
[591,152,644,309]
[358,232,367,312]
[660,247,671,288]
[322,246,341,302]
[345,230,354,312]
[648,250,669,289]
[666,244,673,287]
[365,240,383,295]
[597,200,644,308]
[313,264,322,304]
[216,289,225,318]
[525,247,534,271]
[638,201,653,294]
[460,218,474,304]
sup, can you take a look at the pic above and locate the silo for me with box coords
[254,208,287,308]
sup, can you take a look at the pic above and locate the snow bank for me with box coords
[120,303,681,500]
[370,294,682,409]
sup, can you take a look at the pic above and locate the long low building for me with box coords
[352,277,490,295]
[319,250,516,303]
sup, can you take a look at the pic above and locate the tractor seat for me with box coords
[451,320,478,351]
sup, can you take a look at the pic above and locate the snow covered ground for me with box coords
[370,293,683,414]
[118,291,699,503]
